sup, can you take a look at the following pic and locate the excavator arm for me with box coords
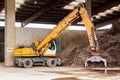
[34,7,80,53]
[35,4,98,53]
[78,4,99,52]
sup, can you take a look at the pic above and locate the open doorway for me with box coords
[0,42,4,62]
[0,28,4,62]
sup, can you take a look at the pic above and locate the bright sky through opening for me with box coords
[0,21,112,30]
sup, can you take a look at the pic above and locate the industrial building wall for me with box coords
[16,28,51,47]
[16,27,104,48]
[16,28,89,47]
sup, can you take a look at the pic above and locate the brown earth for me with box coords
[59,31,89,67]
[99,21,120,67]
[60,20,120,67]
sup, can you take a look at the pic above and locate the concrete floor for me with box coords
[0,63,120,80]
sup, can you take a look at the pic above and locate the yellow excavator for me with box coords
[14,4,107,68]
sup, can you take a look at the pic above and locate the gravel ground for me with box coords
[0,63,120,80]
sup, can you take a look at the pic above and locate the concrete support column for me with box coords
[86,0,91,18]
[5,0,16,66]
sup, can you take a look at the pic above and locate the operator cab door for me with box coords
[44,39,61,57]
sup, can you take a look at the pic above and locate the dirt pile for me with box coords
[60,20,120,67]
[99,21,120,67]
[59,31,88,63]
[62,46,89,67]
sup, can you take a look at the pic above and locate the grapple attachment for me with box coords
[85,56,107,68]
[85,52,107,74]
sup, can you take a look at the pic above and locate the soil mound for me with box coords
[60,20,120,67]
[99,21,120,67]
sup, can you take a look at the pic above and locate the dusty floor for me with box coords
[0,63,120,80]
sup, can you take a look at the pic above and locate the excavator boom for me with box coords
[34,4,107,69]
[36,4,98,54]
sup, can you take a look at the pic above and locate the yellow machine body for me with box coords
[14,48,36,57]
[14,48,57,57]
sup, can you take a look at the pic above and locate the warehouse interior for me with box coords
[0,0,120,80]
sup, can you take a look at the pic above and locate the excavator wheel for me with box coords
[47,58,57,67]
[14,63,18,67]
[57,58,62,66]
[23,58,33,68]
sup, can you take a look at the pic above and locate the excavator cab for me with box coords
[44,39,61,56]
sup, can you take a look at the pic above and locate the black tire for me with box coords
[23,59,33,68]
[14,60,18,67]
[47,58,57,67]
[14,63,18,67]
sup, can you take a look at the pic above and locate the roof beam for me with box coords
[91,3,99,7]
[17,7,37,12]
[47,11,69,15]
[22,0,64,27]
[16,11,32,15]
[21,4,42,9]
[36,18,62,21]
[43,14,66,17]
[92,0,106,4]
[31,21,58,24]
[24,1,46,5]
[25,0,48,3]
[52,8,71,12]
[38,16,63,20]
[95,16,120,28]
[92,0,120,15]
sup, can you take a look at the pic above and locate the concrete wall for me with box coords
[16,28,88,47]
[16,28,51,47]
[16,27,104,48]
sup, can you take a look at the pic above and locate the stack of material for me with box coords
[60,20,120,67]
[99,21,120,67]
